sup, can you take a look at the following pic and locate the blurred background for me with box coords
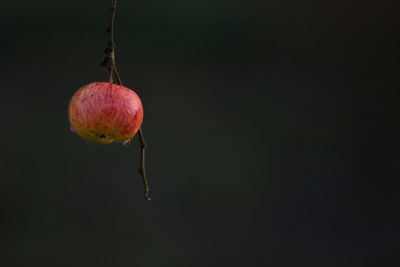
[0,0,398,266]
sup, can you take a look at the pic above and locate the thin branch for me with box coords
[108,0,116,45]
[101,0,122,85]
[138,128,151,200]
[101,0,151,200]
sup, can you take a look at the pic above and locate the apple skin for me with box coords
[68,82,143,144]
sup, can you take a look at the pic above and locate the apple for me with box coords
[68,82,143,144]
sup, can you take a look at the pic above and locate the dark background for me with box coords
[0,0,398,266]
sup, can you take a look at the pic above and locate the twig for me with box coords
[101,0,151,200]
[138,128,151,200]
[101,0,122,85]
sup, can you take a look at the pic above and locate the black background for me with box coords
[1,0,399,266]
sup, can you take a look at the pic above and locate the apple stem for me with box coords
[102,0,151,200]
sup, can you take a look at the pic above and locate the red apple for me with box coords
[68,82,143,144]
